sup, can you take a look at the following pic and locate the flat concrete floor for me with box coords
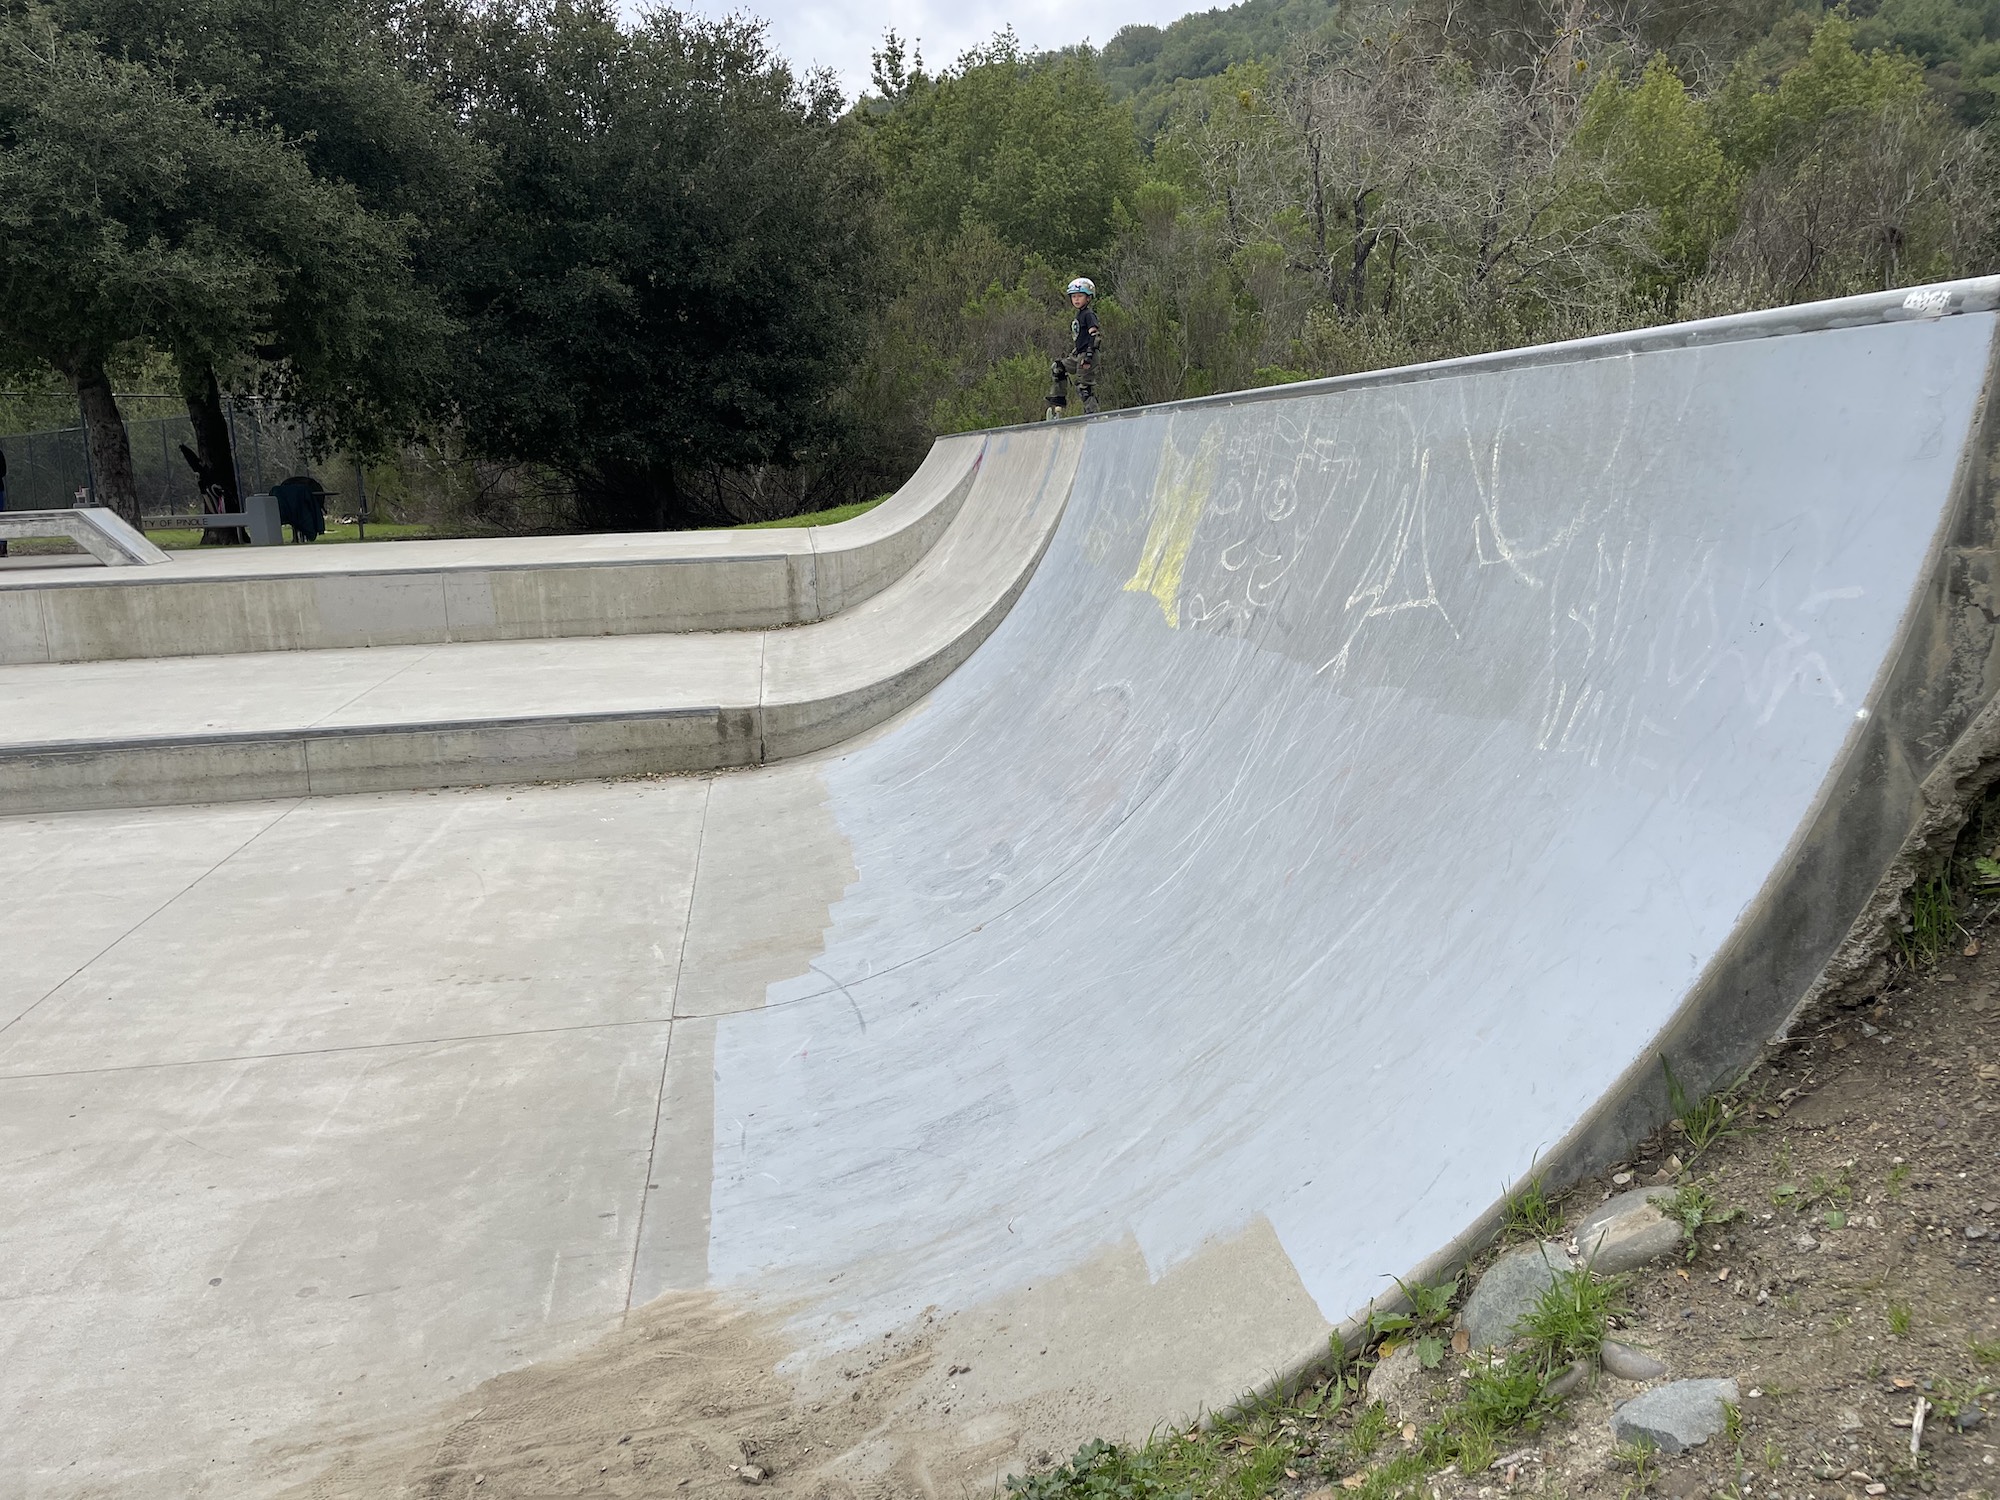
[0,773,799,1496]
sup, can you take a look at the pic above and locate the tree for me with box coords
[1572,55,1738,301]
[1704,16,1988,299]
[437,1,885,529]
[57,0,472,507]
[0,9,326,522]
[864,35,1142,268]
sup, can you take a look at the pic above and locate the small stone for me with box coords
[1459,1242,1571,1349]
[1575,1189,1683,1274]
[1966,1225,1990,1241]
[1544,1361,1589,1402]
[1866,1485,1887,1496]
[737,1466,767,1485]
[1795,1233,1820,1252]
[1609,1378,1741,1455]
[1956,1403,1985,1432]
[1613,1172,1635,1186]
[1365,1341,1428,1424]
[1837,1410,1864,1431]
[1601,1341,1668,1381]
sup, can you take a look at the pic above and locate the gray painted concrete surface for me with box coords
[7,282,2000,1496]
[0,436,981,662]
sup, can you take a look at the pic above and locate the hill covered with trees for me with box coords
[2,0,1995,529]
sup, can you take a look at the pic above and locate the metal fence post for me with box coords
[76,394,95,505]
[355,457,368,541]
[225,394,246,503]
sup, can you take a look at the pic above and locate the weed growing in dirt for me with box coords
[1973,1337,2000,1365]
[1971,855,2000,896]
[1763,1439,1785,1471]
[1887,1163,1913,1199]
[1898,875,1959,967]
[1661,1059,1736,1160]
[1374,1277,1456,1368]
[1005,1263,1604,1500]
[1926,1374,1998,1420]
[1613,1438,1659,1497]
[1462,1355,1554,1428]
[1888,1302,1913,1337]
[1520,1267,1628,1368]
[1503,1172,1565,1241]
[1722,1401,1743,1445]
[1663,1180,1739,1260]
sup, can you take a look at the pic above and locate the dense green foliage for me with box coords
[3,0,1996,528]
[843,0,1994,464]
[420,3,883,528]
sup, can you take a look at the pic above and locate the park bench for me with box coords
[0,507,169,566]
[141,492,284,547]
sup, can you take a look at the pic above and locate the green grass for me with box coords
[727,496,887,529]
[1661,1057,1737,1161]
[144,519,436,549]
[1520,1266,1628,1369]
[1502,1171,1565,1241]
[1001,1267,1638,1500]
[1898,875,1959,967]
[1888,1302,1913,1337]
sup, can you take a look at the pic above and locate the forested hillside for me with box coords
[852,0,1997,482]
[3,0,1996,530]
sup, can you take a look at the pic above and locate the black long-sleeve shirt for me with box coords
[1071,304,1100,359]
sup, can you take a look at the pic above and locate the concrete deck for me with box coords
[0,436,983,661]
[8,281,2000,1499]
[0,428,1077,812]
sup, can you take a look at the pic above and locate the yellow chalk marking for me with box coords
[1123,423,1220,627]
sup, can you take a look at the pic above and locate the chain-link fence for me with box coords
[0,393,345,516]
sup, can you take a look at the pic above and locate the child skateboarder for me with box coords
[1044,278,1102,418]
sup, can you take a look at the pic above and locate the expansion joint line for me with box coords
[623,774,715,1323]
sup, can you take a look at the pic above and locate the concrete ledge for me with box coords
[0,429,1075,814]
[0,507,169,567]
[0,437,983,663]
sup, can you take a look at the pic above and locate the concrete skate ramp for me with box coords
[10,284,2000,1497]
[646,284,2000,1431]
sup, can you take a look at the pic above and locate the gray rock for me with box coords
[1459,1241,1570,1349]
[1610,1378,1740,1455]
[1365,1340,1427,1423]
[1575,1189,1685,1274]
[1544,1361,1590,1402]
[1955,1402,1984,1432]
[1600,1340,1668,1381]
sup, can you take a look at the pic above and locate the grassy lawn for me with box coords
[728,496,886,529]
[9,503,882,557]
[141,519,438,549]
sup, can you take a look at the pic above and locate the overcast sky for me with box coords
[666,0,1212,100]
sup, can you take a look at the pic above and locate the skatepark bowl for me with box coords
[5,279,2000,1498]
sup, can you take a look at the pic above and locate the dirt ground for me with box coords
[1360,934,2000,1500]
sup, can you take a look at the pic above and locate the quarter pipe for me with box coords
[4,282,2000,1497]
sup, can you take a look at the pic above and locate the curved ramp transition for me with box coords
[5,282,2000,1499]
[0,435,985,662]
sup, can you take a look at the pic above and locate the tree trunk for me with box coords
[179,362,247,545]
[74,360,140,528]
